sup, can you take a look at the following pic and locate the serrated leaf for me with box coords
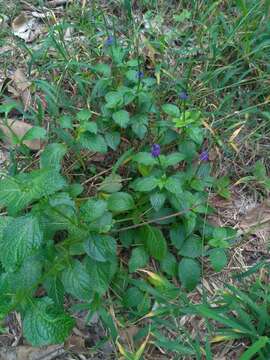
[0,214,43,271]
[141,226,167,260]
[0,169,66,215]
[23,297,74,346]
[123,287,143,308]
[79,133,108,153]
[23,126,47,141]
[160,252,177,277]
[129,247,149,273]
[179,235,202,258]
[132,176,158,192]
[80,199,107,223]
[84,233,116,262]
[62,260,93,301]
[83,121,98,134]
[162,104,180,117]
[76,109,92,122]
[107,192,135,212]
[40,143,67,170]
[99,174,123,193]
[150,193,166,211]
[209,248,227,272]
[105,91,123,108]
[85,256,117,295]
[112,110,130,128]
[44,277,64,306]
[170,225,186,250]
[133,152,156,166]
[165,177,182,194]
[178,258,201,291]
[105,131,120,150]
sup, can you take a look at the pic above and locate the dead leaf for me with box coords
[239,199,270,234]
[0,119,41,150]
[9,69,32,110]
[46,0,71,7]
[12,13,42,43]
[0,345,64,360]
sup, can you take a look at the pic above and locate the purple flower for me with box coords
[199,150,209,161]
[105,35,114,46]
[136,71,144,79]
[179,91,188,100]
[151,144,161,158]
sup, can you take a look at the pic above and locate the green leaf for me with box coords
[141,226,167,260]
[165,176,182,194]
[44,277,64,306]
[105,131,120,150]
[107,192,135,212]
[132,176,158,192]
[22,126,47,142]
[129,247,149,273]
[59,115,73,129]
[85,256,117,295]
[165,152,185,167]
[162,104,180,117]
[0,214,43,271]
[131,114,148,139]
[80,199,107,223]
[133,152,156,166]
[62,260,93,301]
[83,121,98,134]
[123,287,143,308]
[209,248,227,272]
[40,143,67,170]
[112,110,130,128]
[0,169,66,215]
[253,161,267,180]
[105,91,124,108]
[76,109,92,122]
[84,233,116,262]
[150,193,166,211]
[99,174,122,193]
[160,252,177,277]
[239,337,269,360]
[170,225,186,250]
[23,297,74,346]
[179,235,202,258]
[178,258,201,291]
[79,133,107,153]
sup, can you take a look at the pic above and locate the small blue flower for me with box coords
[136,71,144,79]
[151,144,161,158]
[179,91,188,100]
[199,150,209,161]
[105,35,114,46]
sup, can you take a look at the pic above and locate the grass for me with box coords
[0,0,270,358]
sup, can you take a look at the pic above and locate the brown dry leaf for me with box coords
[46,0,72,7]
[0,119,41,150]
[66,334,86,352]
[239,199,270,235]
[0,345,64,360]
[12,13,42,43]
[10,69,31,110]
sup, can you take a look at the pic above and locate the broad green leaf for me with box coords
[123,287,143,308]
[253,161,267,180]
[80,199,107,223]
[105,91,123,108]
[132,176,158,192]
[0,216,13,242]
[112,110,130,128]
[99,174,122,193]
[141,226,167,260]
[59,115,73,129]
[84,233,116,262]
[107,192,135,212]
[119,229,137,248]
[105,131,120,150]
[165,153,185,167]
[23,126,47,142]
[150,193,166,211]
[82,121,98,134]
[0,169,66,215]
[162,104,180,117]
[164,176,182,194]
[160,252,177,277]
[178,258,201,291]
[133,152,156,166]
[0,214,43,271]
[129,247,149,273]
[209,248,227,272]
[88,211,113,233]
[179,235,202,258]
[170,225,186,250]
[23,297,74,346]
[44,277,64,306]
[132,122,147,139]
[79,133,107,153]
[76,109,92,122]
[40,143,67,170]
[85,256,117,295]
[62,260,93,301]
